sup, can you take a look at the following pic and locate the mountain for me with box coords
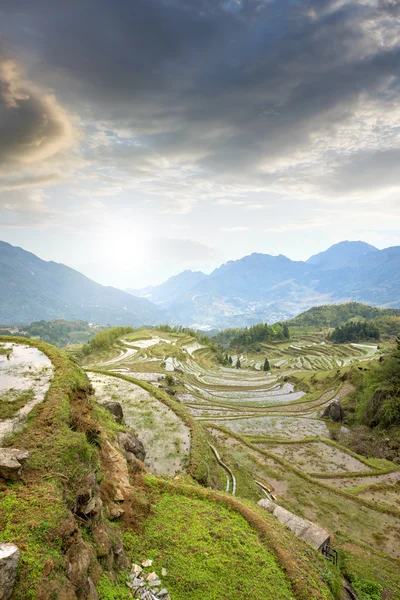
[0,241,165,326]
[307,240,378,269]
[151,243,400,329]
[127,270,207,306]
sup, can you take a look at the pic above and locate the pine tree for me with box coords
[229,356,233,365]
[236,357,241,369]
[263,358,270,371]
[282,323,290,339]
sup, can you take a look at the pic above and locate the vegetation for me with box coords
[81,326,134,356]
[263,357,270,371]
[329,320,380,343]
[354,337,400,429]
[123,491,295,600]
[0,336,100,598]
[0,319,101,347]
[214,322,290,351]
[0,389,34,419]
[288,302,400,329]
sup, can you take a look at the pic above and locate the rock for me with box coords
[87,577,99,600]
[146,572,158,582]
[131,563,142,577]
[0,544,20,600]
[158,590,169,598]
[322,401,344,422]
[83,495,103,517]
[142,559,152,567]
[102,402,124,423]
[0,449,30,481]
[161,568,167,576]
[118,431,146,462]
[109,506,125,520]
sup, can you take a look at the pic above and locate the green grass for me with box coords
[0,336,100,598]
[0,388,34,418]
[0,345,12,356]
[122,492,295,600]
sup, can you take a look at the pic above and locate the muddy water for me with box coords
[88,372,190,476]
[0,343,53,441]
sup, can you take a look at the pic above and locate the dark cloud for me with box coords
[0,0,400,203]
[0,58,77,168]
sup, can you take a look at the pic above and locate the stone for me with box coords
[109,506,125,520]
[0,449,30,481]
[102,402,124,423]
[83,495,103,517]
[161,568,167,576]
[118,431,146,462]
[322,401,344,422]
[158,590,169,598]
[131,563,142,577]
[87,577,99,600]
[0,543,20,600]
[146,572,158,582]
[148,578,161,587]
[142,559,152,567]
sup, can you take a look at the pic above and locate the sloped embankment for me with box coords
[0,337,146,599]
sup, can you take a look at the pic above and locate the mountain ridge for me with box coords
[0,240,165,326]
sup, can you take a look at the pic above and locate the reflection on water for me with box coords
[0,343,53,441]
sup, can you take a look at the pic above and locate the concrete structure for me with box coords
[258,498,330,553]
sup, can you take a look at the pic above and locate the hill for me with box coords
[0,241,165,326]
[288,302,400,329]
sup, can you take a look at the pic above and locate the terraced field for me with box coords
[85,329,400,596]
[0,341,54,442]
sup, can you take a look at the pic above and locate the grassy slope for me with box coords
[0,336,97,598]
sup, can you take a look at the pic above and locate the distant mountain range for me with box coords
[0,241,164,326]
[1,239,399,329]
[130,241,400,329]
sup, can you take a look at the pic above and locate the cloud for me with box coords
[0,58,78,168]
[1,0,400,217]
[264,218,329,233]
[221,226,250,232]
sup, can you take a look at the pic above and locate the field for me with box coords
[79,327,400,598]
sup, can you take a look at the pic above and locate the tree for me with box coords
[229,356,233,365]
[236,357,241,369]
[263,358,270,371]
[282,323,290,339]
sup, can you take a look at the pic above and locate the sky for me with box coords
[0,0,400,289]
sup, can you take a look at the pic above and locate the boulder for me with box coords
[117,432,146,462]
[102,402,124,423]
[0,449,30,481]
[322,401,344,422]
[0,543,20,600]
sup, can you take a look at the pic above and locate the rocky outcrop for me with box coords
[0,448,30,481]
[102,402,124,423]
[117,431,146,463]
[322,401,344,422]
[0,544,20,600]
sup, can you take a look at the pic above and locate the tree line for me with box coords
[329,320,380,343]
[213,322,289,350]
